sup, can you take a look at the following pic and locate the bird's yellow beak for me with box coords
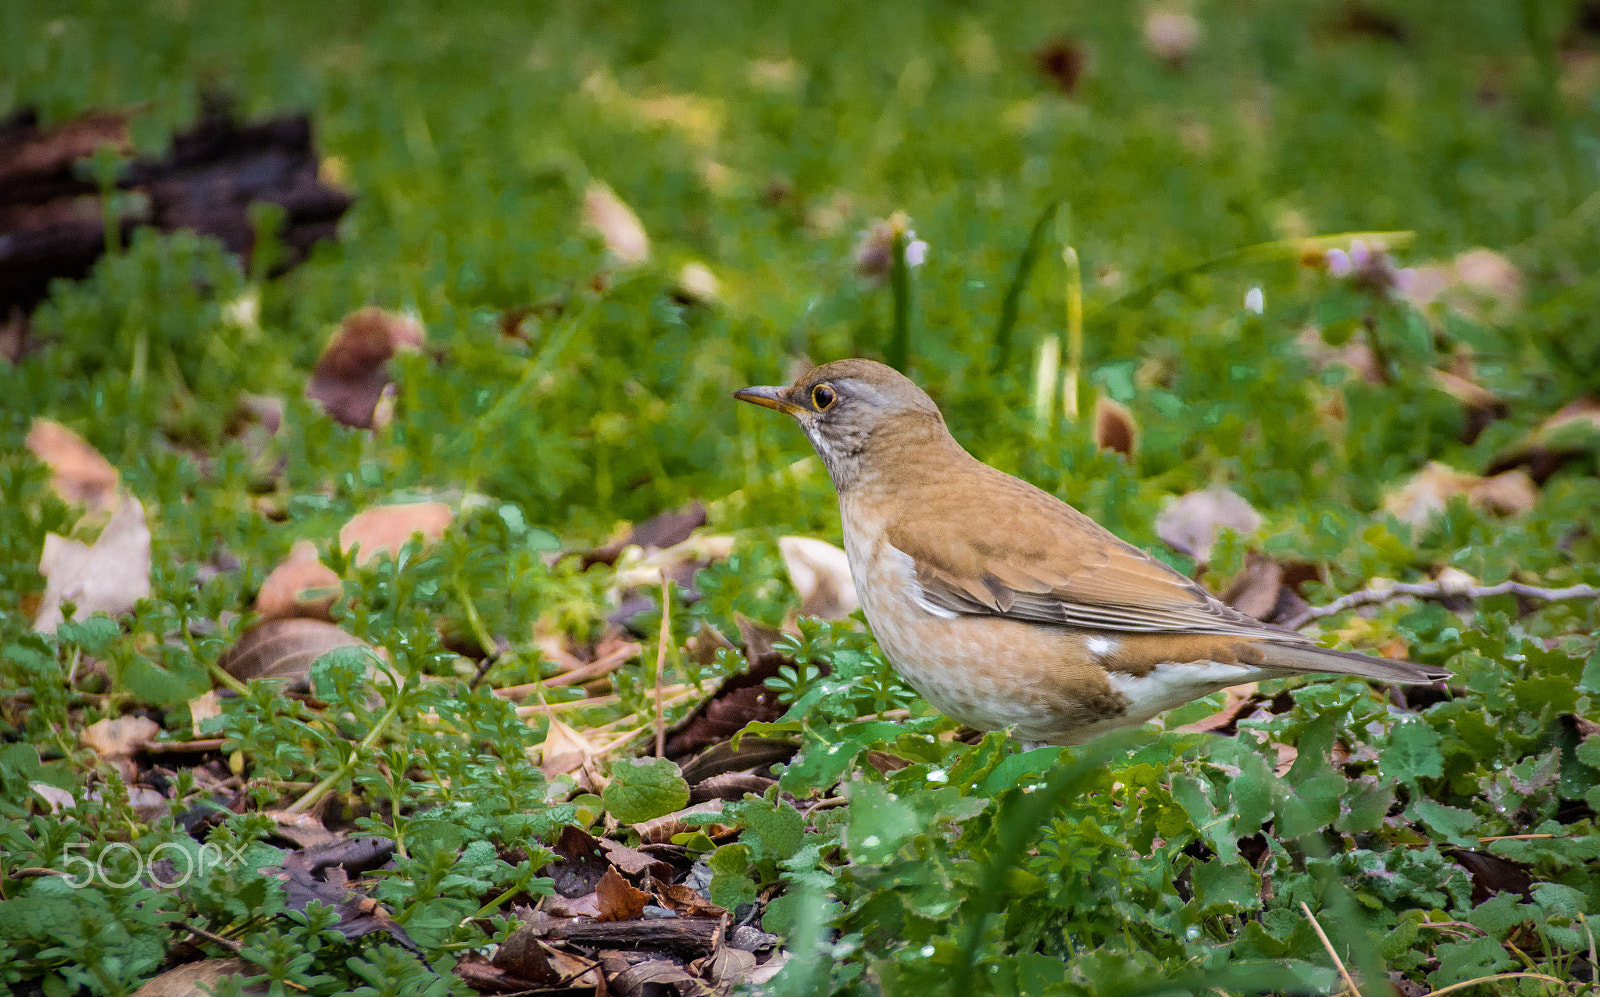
[734,385,803,416]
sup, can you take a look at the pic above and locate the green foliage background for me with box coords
[1,0,1599,994]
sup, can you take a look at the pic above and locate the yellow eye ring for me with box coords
[811,384,836,410]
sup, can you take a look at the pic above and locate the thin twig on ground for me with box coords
[494,642,641,699]
[184,921,243,954]
[1286,580,1600,630]
[1300,901,1360,997]
[1419,972,1562,997]
[655,569,670,758]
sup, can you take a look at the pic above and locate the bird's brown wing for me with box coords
[884,464,1307,641]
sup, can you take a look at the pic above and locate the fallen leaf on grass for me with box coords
[31,783,75,813]
[306,307,424,429]
[1093,397,1138,459]
[546,824,613,899]
[583,503,708,568]
[34,494,151,633]
[485,926,561,988]
[82,715,160,758]
[25,418,119,511]
[129,959,265,997]
[584,180,650,266]
[261,810,339,849]
[600,838,676,881]
[255,540,341,620]
[665,620,794,760]
[596,866,652,922]
[533,713,607,783]
[699,945,758,991]
[271,838,423,953]
[1034,37,1089,94]
[634,800,727,846]
[1155,485,1261,564]
[778,536,858,619]
[1381,461,1536,527]
[1486,396,1600,484]
[338,501,453,566]
[609,959,700,997]
[219,618,369,689]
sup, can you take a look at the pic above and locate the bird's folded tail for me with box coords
[1258,642,1449,685]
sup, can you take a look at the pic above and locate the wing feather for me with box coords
[887,464,1308,643]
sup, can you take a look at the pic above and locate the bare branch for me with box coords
[1286,580,1600,630]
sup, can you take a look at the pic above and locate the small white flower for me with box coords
[1244,286,1264,314]
[1324,248,1352,276]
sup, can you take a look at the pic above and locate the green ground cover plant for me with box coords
[1,0,1599,994]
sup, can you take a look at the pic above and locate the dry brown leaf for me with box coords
[599,838,675,880]
[30,783,75,813]
[489,925,561,986]
[700,945,758,990]
[1486,395,1600,483]
[584,181,650,265]
[82,715,160,758]
[610,960,699,997]
[1382,461,1536,527]
[595,866,651,922]
[129,959,264,997]
[306,307,425,429]
[256,540,342,620]
[220,618,369,689]
[25,419,119,511]
[1451,247,1522,316]
[677,262,720,304]
[544,892,603,918]
[583,503,708,568]
[746,950,791,986]
[0,110,129,186]
[34,494,151,633]
[261,811,339,849]
[339,501,453,566]
[533,714,606,781]
[656,882,726,918]
[634,800,726,845]
[1154,485,1261,563]
[1093,396,1138,459]
[778,536,858,620]
[187,690,220,738]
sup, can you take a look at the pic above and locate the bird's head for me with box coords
[734,359,949,488]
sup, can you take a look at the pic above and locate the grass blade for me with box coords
[991,200,1061,374]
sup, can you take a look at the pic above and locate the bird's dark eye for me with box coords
[811,384,836,411]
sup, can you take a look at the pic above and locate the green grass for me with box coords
[2,0,1599,994]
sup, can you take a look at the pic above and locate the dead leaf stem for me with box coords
[1299,901,1360,997]
[655,569,670,758]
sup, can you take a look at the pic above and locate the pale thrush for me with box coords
[735,359,1447,745]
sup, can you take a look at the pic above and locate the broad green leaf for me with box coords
[601,757,689,824]
[1381,720,1443,783]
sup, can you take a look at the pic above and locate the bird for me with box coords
[734,359,1449,746]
